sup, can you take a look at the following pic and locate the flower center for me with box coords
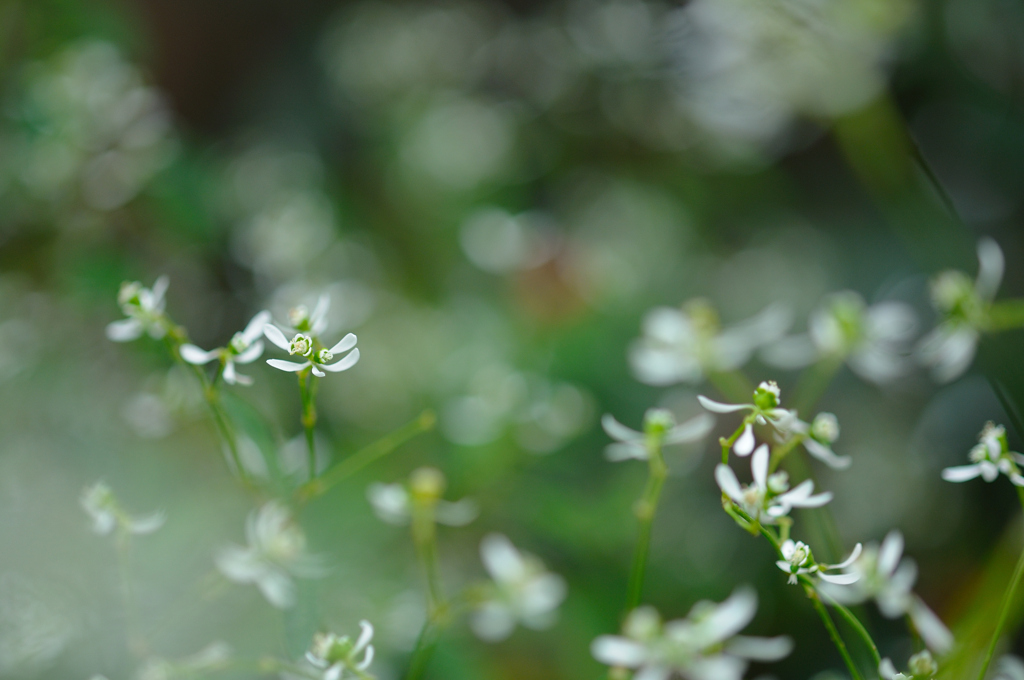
[229,332,249,354]
[289,334,313,357]
[317,348,333,364]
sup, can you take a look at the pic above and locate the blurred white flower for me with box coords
[698,380,799,449]
[775,539,861,586]
[591,587,792,680]
[996,655,1024,680]
[630,300,791,386]
[821,530,953,653]
[774,411,851,470]
[180,311,270,386]
[264,325,359,378]
[601,408,714,462]
[716,444,832,524]
[471,533,567,641]
[762,291,917,384]
[943,421,1024,487]
[367,467,478,527]
[215,501,324,609]
[918,238,1003,383]
[105,276,169,342]
[306,622,375,680]
[80,481,164,536]
[879,650,938,680]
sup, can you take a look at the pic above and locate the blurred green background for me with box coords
[2,0,1024,678]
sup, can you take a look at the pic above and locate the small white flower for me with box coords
[942,421,1024,487]
[471,534,567,641]
[105,276,170,342]
[367,467,478,527]
[264,325,359,378]
[215,500,324,609]
[179,311,270,386]
[306,622,375,680]
[591,587,792,680]
[698,381,800,451]
[821,530,953,653]
[775,539,862,586]
[774,411,851,470]
[287,294,331,336]
[629,299,791,386]
[716,444,833,524]
[918,238,1003,383]
[80,481,165,536]
[601,409,715,462]
[879,650,938,680]
[763,291,917,384]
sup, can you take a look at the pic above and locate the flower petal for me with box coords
[320,348,360,372]
[180,344,219,365]
[942,464,983,483]
[311,365,326,378]
[129,512,166,535]
[106,318,143,342]
[725,634,793,661]
[664,413,716,445]
[480,533,526,583]
[263,324,291,351]
[715,464,744,504]
[267,359,310,372]
[698,396,751,413]
[602,413,642,443]
[819,572,860,585]
[831,543,863,570]
[242,311,272,343]
[752,444,769,489]
[605,443,647,461]
[591,636,648,667]
[310,294,331,332]
[976,237,1005,301]
[803,438,852,470]
[910,596,953,654]
[734,423,755,456]
[234,340,264,364]
[329,333,357,354]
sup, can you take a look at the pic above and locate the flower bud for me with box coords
[623,606,661,641]
[643,408,676,438]
[767,471,789,494]
[410,467,445,501]
[229,332,249,354]
[118,281,143,309]
[753,381,781,411]
[811,413,840,444]
[317,348,333,363]
[908,650,937,677]
[289,305,310,329]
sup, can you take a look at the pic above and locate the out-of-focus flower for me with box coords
[879,650,938,680]
[601,408,714,462]
[775,539,861,585]
[137,642,232,680]
[774,411,851,470]
[943,421,1024,487]
[215,501,324,609]
[179,311,270,386]
[105,277,169,342]
[591,587,792,680]
[264,325,359,378]
[698,381,799,450]
[918,238,1003,383]
[80,481,164,536]
[716,444,832,524]
[470,534,567,641]
[630,299,791,386]
[821,530,953,653]
[762,291,917,384]
[996,655,1024,680]
[367,467,478,526]
[306,622,375,680]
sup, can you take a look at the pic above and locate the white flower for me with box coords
[601,409,715,462]
[471,533,567,641]
[306,622,375,680]
[367,467,478,527]
[879,650,938,680]
[774,411,851,470]
[629,299,791,386]
[918,238,1003,383]
[942,422,1024,487]
[80,481,165,536]
[820,530,953,653]
[264,325,359,378]
[698,381,799,455]
[591,587,792,680]
[762,291,917,384]
[215,500,324,609]
[775,539,862,586]
[179,311,271,386]
[286,294,331,337]
[716,444,833,524]
[105,276,169,342]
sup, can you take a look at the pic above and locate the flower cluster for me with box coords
[80,481,165,536]
[306,622,375,680]
[591,587,792,680]
[264,298,360,378]
[180,311,271,386]
[775,539,861,586]
[716,444,833,524]
[106,277,170,343]
[942,421,1024,487]
[601,408,715,462]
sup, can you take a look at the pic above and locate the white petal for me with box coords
[356,645,374,671]
[752,444,769,489]
[151,275,170,307]
[242,311,272,343]
[878,531,904,578]
[355,620,374,653]
[329,333,357,354]
[311,366,326,378]
[664,413,716,444]
[697,396,751,413]
[910,597,953,654]
[180,344,219,365]
[263,324,291,350]
[602,413,642,443]
[129,512,166,535]
[866,302,918,342]
[605,443,647,461]
[480,533,526,583]
[976,237,1005,301]
[734,423,755,456]
[715,464,745,504]
[792,491,833,508]
[367,483,411,524]
[234,340,264,364]
[320,348,360,372]
[879,658,899,680]
[106,318,143,342]
[725,635,793,661]
[633,666,672,680]
[686,654,746,680]
[267,359,310,372]
[310,294,331,331]
[942,464,984,482]
[831,543,863,570]
[803,438,852,470]
[590,636,647,667]
[436,498,479,526]
[760,334,819,369]
[699,586,757,644]
[256,568,296,608]
[819,572,861,585]
[469,602,516,641]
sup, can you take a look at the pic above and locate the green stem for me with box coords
[299,370,319,481]
[769,433,805,473]
[296,410,436,504]
[412,507,446,616]
[624,446,668,612]
[987,300,1024,332]
[405,615,443,680]
[808,586,863,680]
[720,418,754,465]
[977,490,1024,680]
[827,595,883,668]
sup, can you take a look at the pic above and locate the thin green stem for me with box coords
[977,490,1024,680]
[988,300,1024,332]
[624,447,668,613]
[808,586,863,680]
[296,410,436,504]
[827,595,882,668]
[720,418,753,465]
[405,615,443,680]
[299,370,318,481]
